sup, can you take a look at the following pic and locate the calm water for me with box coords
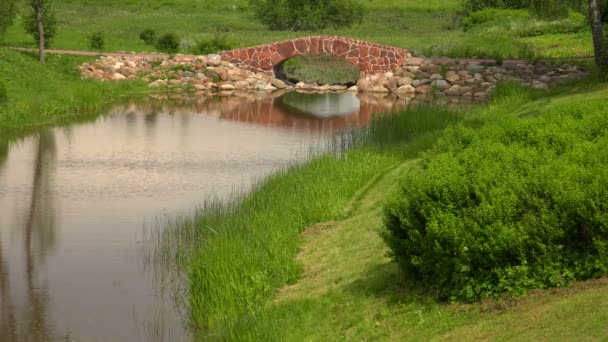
[0,91,414,341]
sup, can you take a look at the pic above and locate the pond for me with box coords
[0,91,424,341]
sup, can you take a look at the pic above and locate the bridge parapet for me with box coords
[221,35,413,76]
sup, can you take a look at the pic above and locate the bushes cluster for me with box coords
[382,94,608,302]
[463,8,529,30]
[463,8,586,36]
[192,33,234,55]
[139,29,156,45]
[0,0,17,37]
[249,0,364,30]
[155,32,180,54]
[89,32,104,50]
[464,0,585,18]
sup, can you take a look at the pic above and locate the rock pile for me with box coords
[356,57,587,98]
[80,54,587,99]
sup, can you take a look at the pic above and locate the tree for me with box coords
[589,0,608,67]
[24,0,57,63]
[0,0,17,37]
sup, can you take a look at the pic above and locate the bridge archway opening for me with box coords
[273,54,361,86]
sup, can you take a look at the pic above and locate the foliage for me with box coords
[0,0,17,38]
[139,28,156,45]
[249,0,365,30]
[23,0,58,48]
[382,91,608,302]
[88,32,104,50]
[463,8,529,30]
[0,80,7,105]
[464,8,586,36]
[155,32,180,54]
[192,33,234,54]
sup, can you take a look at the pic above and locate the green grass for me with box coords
[223,154,608,341]
[281,55,361,85]
[168,76,608,339]
[0,48,146,134]
[0,0,599,59]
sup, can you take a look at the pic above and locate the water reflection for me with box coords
[0,91,438,341]
[0,130,61,342]
[278,92,361,118]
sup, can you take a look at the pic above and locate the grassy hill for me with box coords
[173,79,608,340]
[0,0,596,59]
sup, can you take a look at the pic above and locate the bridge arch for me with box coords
[220,35,412,77]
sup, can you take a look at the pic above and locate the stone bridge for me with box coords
[220,35,413,76]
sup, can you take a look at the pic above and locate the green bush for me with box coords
[155,32,180,54]
[249,0,365,31]
[139,28,156,45]
[0,0,17,37]
[382,95,608,302]
[0,80,7,105]
[89,32,104,50]
[193,33,234,55]
[463,8,529,30]
[23,2,58,48]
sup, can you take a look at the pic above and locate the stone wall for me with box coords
[220,35,412,76]
[80,52,587,101]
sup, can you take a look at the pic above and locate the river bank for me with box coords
[169,75,608,339]
[0,48,147,134]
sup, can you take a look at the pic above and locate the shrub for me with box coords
[249,0,365,31]
[463,8,529,30]
[193,33,235,55]
[155,33,180,54]
[89,32,104,50]
[382,95,608,302]
[23,2,58,48]
[0,80,7,105]
[0,0,17,38]
[139,29,156,45]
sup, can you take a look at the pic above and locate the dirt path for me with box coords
[8,47,197,59]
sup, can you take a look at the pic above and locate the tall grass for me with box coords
[170,101,469,334]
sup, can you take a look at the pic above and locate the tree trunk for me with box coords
[35,1,45,63]
[590,0,607,67]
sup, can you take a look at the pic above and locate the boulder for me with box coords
[395,85,415,94]
[445,71,460,83]
[271,78,288,89]
[445,85,462,96]
[405,57,424,66]
[431,80,450,90]
[356,78,371,92]
[412,79,431,87]
[207,54,222,66]
[397,77,413,86]
[371,85,390,93]
[415,85,432,95]
[220,83,236,91]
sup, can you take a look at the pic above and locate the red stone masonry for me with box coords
[220,35,413,76]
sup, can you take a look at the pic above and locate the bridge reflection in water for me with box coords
[114,90,427,135]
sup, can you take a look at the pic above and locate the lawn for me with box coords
[1,0,598,59]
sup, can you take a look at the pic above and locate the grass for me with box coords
[0,0,600,60]
[175,103,462,335]
[280,55,361,85]
[224,155,608,341]
[0,48,146,134]
[165,75,608,339]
